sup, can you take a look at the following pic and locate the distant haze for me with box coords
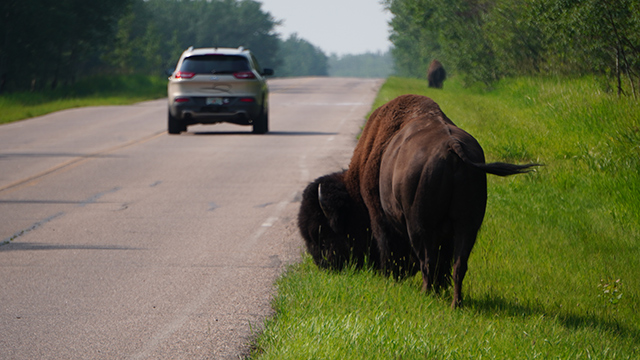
[258,0,392,56]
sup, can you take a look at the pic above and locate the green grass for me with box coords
[0,75,167,124]
[251,76,640,359]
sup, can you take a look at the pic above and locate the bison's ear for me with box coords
[316,176,351,234]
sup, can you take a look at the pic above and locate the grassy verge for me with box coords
[0,75,167,125]
[251,76,640,359]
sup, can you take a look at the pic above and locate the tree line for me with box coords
[328,51,394,78]
[385,0,640,97]
[0,0,331,93]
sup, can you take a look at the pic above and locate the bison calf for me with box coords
[298,172,377,270]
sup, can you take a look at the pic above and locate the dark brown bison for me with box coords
[298,171,377,270]
[298,94,538,308]
[427,60,446,89]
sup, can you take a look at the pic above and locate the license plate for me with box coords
[206,97,223,105]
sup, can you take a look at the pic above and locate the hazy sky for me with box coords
[258,0,393,56]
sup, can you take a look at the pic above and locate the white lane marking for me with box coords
[262,216,278,227]
[131,193,296,359]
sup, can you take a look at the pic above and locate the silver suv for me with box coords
[167,46,273,134]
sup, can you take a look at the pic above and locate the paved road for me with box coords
[0,77,383,359]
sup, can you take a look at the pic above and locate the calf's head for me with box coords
[298,172,373,270]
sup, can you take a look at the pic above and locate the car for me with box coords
[167,46,274,134]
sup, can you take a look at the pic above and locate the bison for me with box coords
[427,60,446,89]
[298,171,377,270]
[298,94,538,308]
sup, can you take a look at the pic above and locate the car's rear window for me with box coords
[180,55,250,74]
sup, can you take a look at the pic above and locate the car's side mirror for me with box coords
[262,68,274,76]
[165,68,175,77]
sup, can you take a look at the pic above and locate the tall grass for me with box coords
[251,76,640,359]
[0,75,167,124]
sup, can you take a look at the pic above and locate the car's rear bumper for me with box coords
[169,97,262,126]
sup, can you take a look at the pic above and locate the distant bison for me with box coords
[298,95,538,308]
[427,60,446,89]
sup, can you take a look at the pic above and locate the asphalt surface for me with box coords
[0,77,384,359]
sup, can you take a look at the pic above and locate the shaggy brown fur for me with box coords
[298,171,376,270]
[343,95,452,274]
[377,107,530,308]
[298,94,538,308]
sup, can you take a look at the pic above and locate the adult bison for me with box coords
[298,94,538,308]
[427,60,446,89]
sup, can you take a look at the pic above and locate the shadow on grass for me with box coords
[467,294,639,344]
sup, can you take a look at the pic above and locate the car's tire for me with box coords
[168,110,185,134]
[252,108,269,134]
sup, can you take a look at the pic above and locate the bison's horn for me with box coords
[317,183,331,220]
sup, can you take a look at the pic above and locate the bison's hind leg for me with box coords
[451,228,478,309]
[419,251,436,293]
[434,242,454,292]
[414,236,441,294]
[405,217,452,296]
[433,222,455,290]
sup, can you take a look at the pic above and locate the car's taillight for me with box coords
[175,71,195,79]
[233,71,256,79]
[174,97,190,103]
[239,97,255,103]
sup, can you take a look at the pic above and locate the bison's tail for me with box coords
[450,141,541,176]
[469,161,540,177]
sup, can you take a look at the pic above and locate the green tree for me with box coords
[131,0,281,73]
[434,0,500,85]
[483,0,544,76]
[384,0,440,78]
[277,34,328,77]
[103,1,164,75]
[0,0,132,92]
[385,0,500,84]
[0,0,282,91]
[536,0,640,97]
[385,0,640,94]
